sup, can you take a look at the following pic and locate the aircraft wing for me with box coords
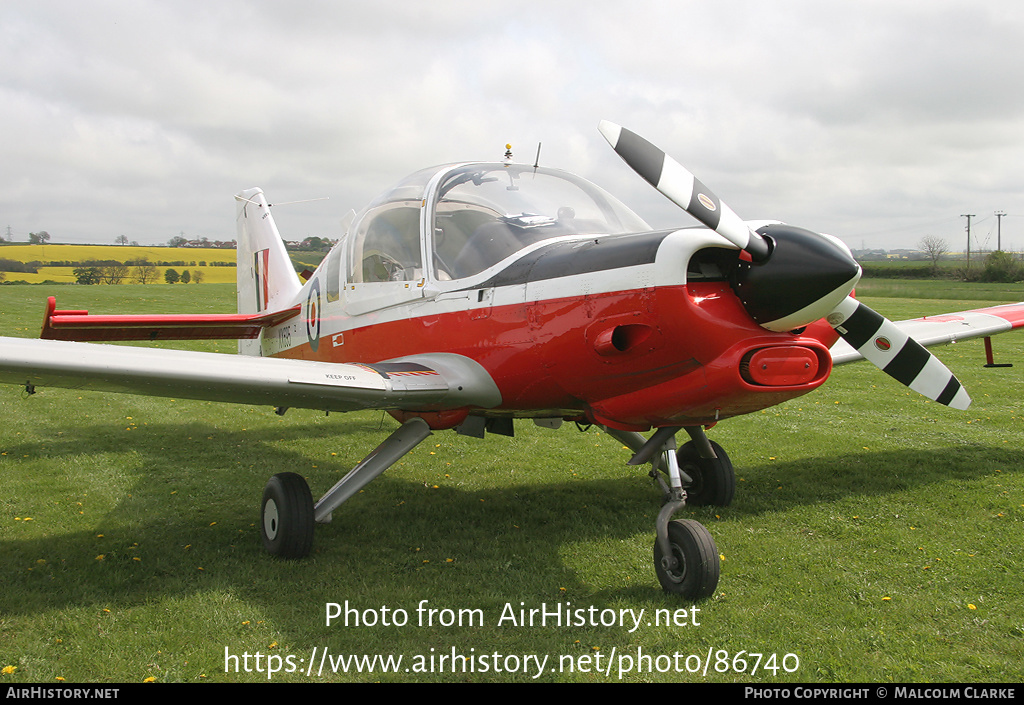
[830,302,1024,365]
[0,337,501,413]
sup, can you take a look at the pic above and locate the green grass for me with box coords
[1,283,1022,683]
[854,279,1024,302]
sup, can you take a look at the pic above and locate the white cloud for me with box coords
[0,0,1021,250]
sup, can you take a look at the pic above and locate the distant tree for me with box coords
[179,269,191,284]
[115,234,129,246]
[28,231,51,245]
[164,268,180,284]
[100,263,130,284]
[191,269,205,284]
[0,271,6,283]
[168,235,188,247]
[131,259,158,284]
[73,267,102,285]
[918,235,948,275]
[0,258,39,274]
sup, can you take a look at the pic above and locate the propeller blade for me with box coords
[599,120,771,261]
[828,297,971,409]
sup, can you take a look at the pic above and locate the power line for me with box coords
[962,214,975,268]
[995,211,1007,251]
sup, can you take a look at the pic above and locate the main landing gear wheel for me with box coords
[677,440,735,507]
[654,519,720,600]
[261,472,314,558]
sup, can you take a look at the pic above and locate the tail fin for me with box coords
[236,188,302,354]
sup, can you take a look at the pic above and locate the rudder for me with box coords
[236,188,301,354]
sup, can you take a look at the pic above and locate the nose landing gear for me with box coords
[616,424,722,599]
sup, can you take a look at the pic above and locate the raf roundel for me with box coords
[306,278,321,352]
[697,193,717,212]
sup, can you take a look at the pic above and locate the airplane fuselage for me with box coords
[263,223,839,431]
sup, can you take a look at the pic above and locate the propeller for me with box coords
[598,120,771,262]
[827,297,970,409]
[599,120,971,410]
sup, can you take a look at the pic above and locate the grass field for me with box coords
[1,283,1022,683]
[855,279,1024,301]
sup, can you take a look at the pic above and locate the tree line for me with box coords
[860,236,1024,283]
[72,260,206,285]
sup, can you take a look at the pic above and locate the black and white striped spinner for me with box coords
[829,297,971,409]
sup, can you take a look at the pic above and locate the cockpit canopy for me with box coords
[347,163,650,285]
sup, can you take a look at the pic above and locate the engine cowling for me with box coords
[731,224,861,332]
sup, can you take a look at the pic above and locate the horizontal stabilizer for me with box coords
[40,296,300,341]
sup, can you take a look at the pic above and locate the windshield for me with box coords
[348,167,436,284]
[432,164,649,279]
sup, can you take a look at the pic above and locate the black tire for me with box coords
[677,440,735,507]
[653,519,720,600]
[261,472,314,558]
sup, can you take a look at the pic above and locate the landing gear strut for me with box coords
[260,417,433,559]
[616,425,721,599]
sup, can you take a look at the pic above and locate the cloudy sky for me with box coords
[2,1,1022,251]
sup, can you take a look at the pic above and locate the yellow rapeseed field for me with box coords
[0,244,235,264]
[0,244,237,284]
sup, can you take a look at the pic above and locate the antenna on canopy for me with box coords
[533,142,542,170]
[234,195,329,208]
[270,197,330,207]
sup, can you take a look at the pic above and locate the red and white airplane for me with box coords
[3,122,1023,600]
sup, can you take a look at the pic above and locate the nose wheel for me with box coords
[654,518,720,598]
[647,428,721,599]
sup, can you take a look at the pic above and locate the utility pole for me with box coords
[962,214,975,268]
[995,211,1006,251]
